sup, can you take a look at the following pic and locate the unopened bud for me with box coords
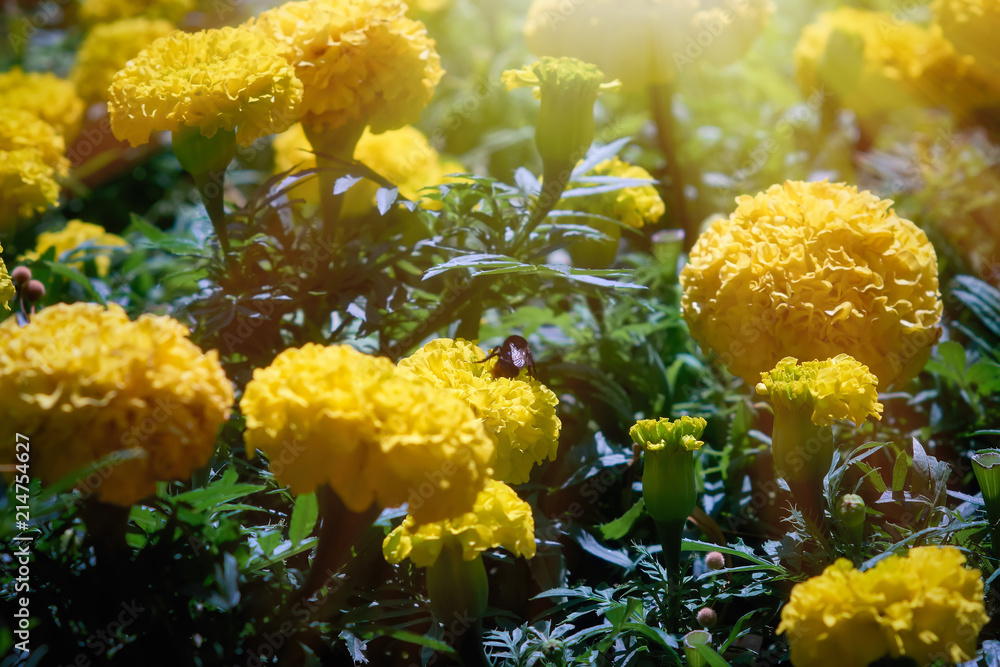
[25,280,46,302]
[696,607,718,628]
[837,494,866,530]
[705,551,725,571]
[11,266,31,286]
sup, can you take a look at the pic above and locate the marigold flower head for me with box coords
[247,0,444,132]
[22,220,129,277]
[0,247,13,311]
[756,355,883,427]
[0,303,233,506]
[0,110,69,229]
[524,0,771,90]
[562,157,664,228]
[629,416,706,453]
[794,8,959,120]
[240,344,494,524]
[109,26,304,148]
[680,180,942,389]
[0,68,84,140]
[383,479,535,568]
[396,338,561,485]
[71,17,175,106]
[78,0,194,24]
[778,546,989,667]
[273,122,461,214]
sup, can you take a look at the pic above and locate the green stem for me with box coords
[649,82,691,247]
[511,159,574,255]
[655,518,686,582]
[194,170,230,255]
[303,121,367,243]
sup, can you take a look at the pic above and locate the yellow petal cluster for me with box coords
[22,220,129,277]
[247,0,444,132]
[680,180,942,389]
[0,68,84,141]
[272,123,461,214]
[0,245,13,311]
[524,0,771,90]
[0,109,69,229]
[0,303,234,506]
[562,158,664,228]
[778,547,989,667]
[109,26,304,148]
[240,344,495,524]
[78,0,194,24]
[71,17,175,106]
[383,479,536,567]
[396,338,561,485]
[756,355,883,427]
[629,415,707,453]
[794,8,961,120]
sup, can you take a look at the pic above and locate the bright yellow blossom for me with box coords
[396,338,561,485]
[756,355,883,427]
[680,180,942,389]
[383,479,536,567]
[109,26,304,148]
[0,110,69,229]
[0,303,233,506]
[0,246,13,311]
[778,547,989,667]
[0,68,84,140]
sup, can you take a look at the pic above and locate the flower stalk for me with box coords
[972,450,1000,556]
[171,126,238,255]
[303,120,367,242]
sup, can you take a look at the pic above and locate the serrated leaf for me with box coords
[569,525,633,569]
[289,492,318,547]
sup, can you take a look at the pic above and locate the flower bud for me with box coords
[705,551,725,571]
[972,450,1000,556]
[696,607,718,628]
[11,265,31,286]
[25,279,46,302]
[837,493,866,543]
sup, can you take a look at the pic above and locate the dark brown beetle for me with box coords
[475,335,537,380]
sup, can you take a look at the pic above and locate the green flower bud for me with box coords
[837,493,866,543]
[171,126,237,177]
[972,450,1000,556]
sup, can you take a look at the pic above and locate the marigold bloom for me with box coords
[240,344,494,524]
[756,355,883,427]
[778,547,989,667]
[22,220,129,277]
[0,247,13,311]
[794,8,961,120]
[78,0,194,24]
[272,123,461,214]
[109,26,304,148]
[680,180,942,389]
[71,18,174,106]
[247,0,443,132]
[563,157,664,228]
[383,479,536,567]
[396,338,561,485]
[0,303,233,506]
[524,0,771,90]
[0,110,69,228]
[0,68,84,140]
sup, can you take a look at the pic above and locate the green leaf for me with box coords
[854,461,887,494]
[891,451,910,493]
[681,539,778,569]
[385,630,456,654]
[289,492,318,547]
[43,261,105,304]
[720,610,756,652]
[598,499,645,541]
[171,482,265,513]
[695,642,732,667]
[938,340,967,375]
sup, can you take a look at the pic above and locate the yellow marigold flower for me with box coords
[383,479,536,568]
[0,303,233,506]
[756,355,883,427]
[247,0,444,132]
[272,123,461,214]
[396,338,562,485]
[22,220,129,277]
[523,0,771,90]
[778,547,989,667]
[0,247,13,311]
[240,344,494,524]
[934,0,1000,70]
[680,180,942,389]
[794,8,959,120]
[0,68,84,140]
[0,110,69,228]
[109,26,304,148]
[629,416,707,453]
[71,17,174,106]
[562,157,664,228]
[78,0,194,24]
